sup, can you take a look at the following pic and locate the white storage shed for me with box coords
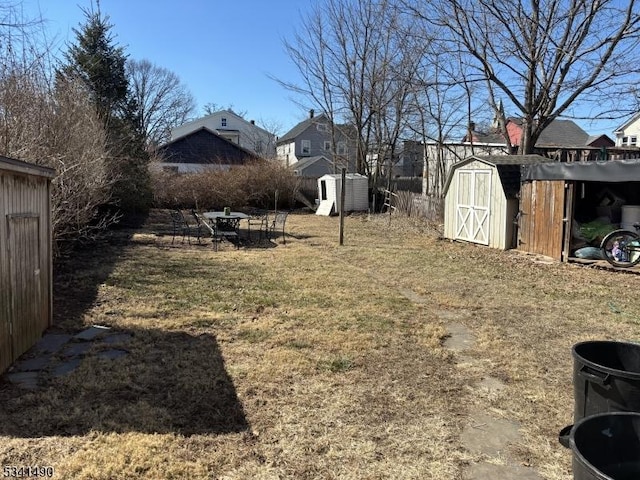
[316,173,369,216]
[443,155,550,250]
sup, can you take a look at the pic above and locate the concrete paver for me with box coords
[465,462,543,480]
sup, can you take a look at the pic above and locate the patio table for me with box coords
[203,211,250,248]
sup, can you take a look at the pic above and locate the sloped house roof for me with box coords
[157,127,260,166]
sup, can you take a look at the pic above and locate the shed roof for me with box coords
[0,156,55,178]
[443,155,552,198]
[523,159,640,182]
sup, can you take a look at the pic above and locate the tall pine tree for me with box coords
[59,2,151,212]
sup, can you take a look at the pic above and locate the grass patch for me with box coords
[2,209,640,479]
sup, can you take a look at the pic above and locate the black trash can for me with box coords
[572,340,640,422]
[566,412,640,480]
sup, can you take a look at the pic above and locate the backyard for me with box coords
[1,209,639,479]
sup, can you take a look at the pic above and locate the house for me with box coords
[155,127,261,173]
[277,110,355,171]
[372,140,425,178]
[613,113,640,147]
[290,155,334,177]
[170,109,276,158]
[463,118,614,150]
[1,156,54,374]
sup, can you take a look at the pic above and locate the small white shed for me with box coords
[443,155,550,249]
[316,173,368,216]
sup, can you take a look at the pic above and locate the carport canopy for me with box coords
[523,159,640,182]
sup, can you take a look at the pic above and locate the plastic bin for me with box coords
[563,412,640,480]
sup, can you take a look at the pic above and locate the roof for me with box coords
[536,120,589,147]
[278,113,330,144]
[0,155,55,178]
[173,109,272,137]
[443,155,553,197]
[614,112,640,134]
[290,155,333,171]
[523,159,640,182]
[157,127,259,164]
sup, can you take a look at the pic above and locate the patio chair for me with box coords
[247,209,269,243]
[170,209,194,244]
[189,209,205,244]
[268,211,289,245]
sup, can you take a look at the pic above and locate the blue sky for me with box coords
[21,0,315,135]
[19,1,624,138]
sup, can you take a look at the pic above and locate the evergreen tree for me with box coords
[59,2,151,212]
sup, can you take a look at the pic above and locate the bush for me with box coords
[150,161,300,211]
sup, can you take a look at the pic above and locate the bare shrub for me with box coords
[150,161,299,210]
[0,69,116,248]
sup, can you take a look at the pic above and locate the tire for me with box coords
[601,229,640,268]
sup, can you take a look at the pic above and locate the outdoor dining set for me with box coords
[169,208,289,250]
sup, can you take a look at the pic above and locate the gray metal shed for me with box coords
[0,156,55,373]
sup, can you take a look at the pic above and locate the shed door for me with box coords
[7,214,43,362]
[455,169,491,245]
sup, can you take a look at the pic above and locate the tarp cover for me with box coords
[522,159,640,182]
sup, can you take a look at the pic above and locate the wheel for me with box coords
[601,229,640,268]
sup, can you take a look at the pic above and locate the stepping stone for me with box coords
[34,334,72,354]
[398,288,429,304]
[102,333,133,345]
[74,325,111,341]
[461,411,523,457]
[465,462,543,480]
[478,376,507,394]
[51,358,82,377]
[61,342,93,358]
[96,349,128,360]
[444,322,475,352]
[5,371,39,389]
[12,355,52,372]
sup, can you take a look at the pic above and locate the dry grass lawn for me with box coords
[1,209,640,479]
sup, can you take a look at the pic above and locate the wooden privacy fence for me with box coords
[0,157,54,373]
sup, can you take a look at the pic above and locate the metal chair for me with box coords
[189,209,205,244]
[247,209,269,243]
[268,211,289,244]
[170,210,191,244]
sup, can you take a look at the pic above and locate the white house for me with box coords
[614,113,640,147]
[171,110,276,158]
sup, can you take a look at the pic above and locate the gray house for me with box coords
[277,110,355,172]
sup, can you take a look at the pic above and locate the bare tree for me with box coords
[280,0,413,174]
[406,0,640,153]
[127,58,196,145]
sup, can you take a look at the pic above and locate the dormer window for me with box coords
[221,117,227,127]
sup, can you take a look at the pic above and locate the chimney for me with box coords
[469,121,476,132]
[309,109,315,119]
[250,120,255,125]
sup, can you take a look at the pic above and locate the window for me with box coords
[623,136,629,145]
[221,117,227,127]
[301,139,311,155]
[631,136,637,146]
[317,123,328,132]
[337,141,347,155]
[324,140,331,151]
